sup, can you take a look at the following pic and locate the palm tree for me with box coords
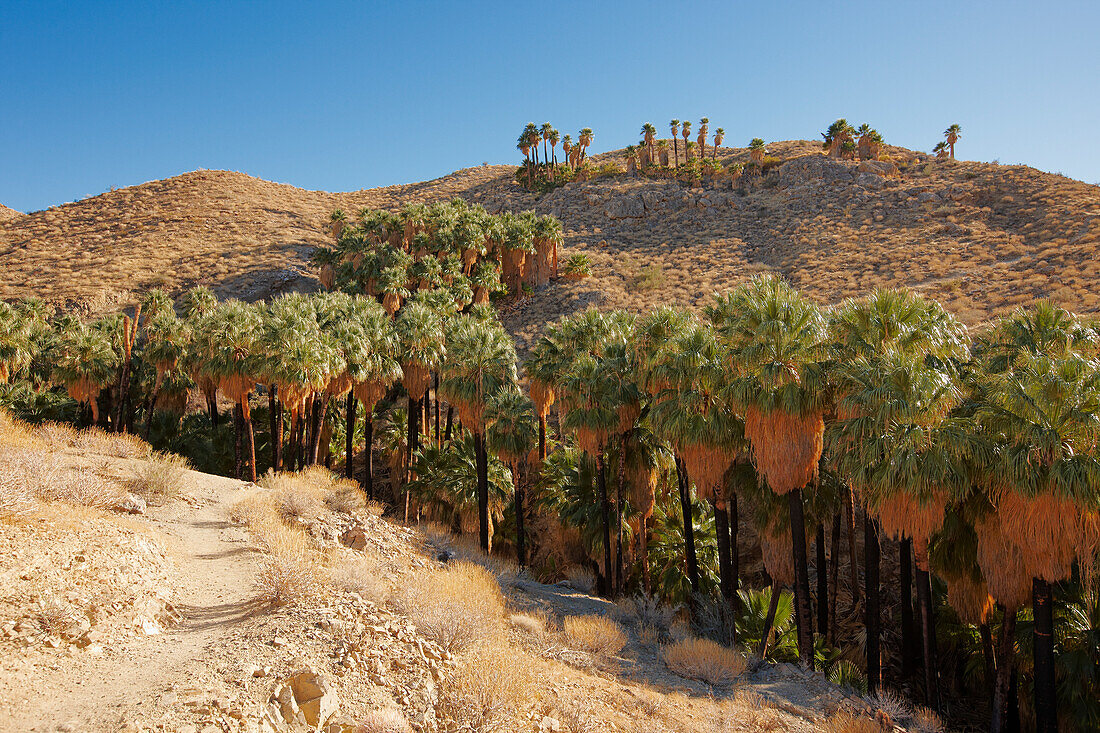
[749,138,766,171]
[625,145,638,176]
[656,140,669,167]
[669,120,681,168]
[540,122,553,168]
[856,124,883,160]
[139,299,187,439]
[641,123,657,170]
[396,303,446,503]
[712,128,724,161]
[485,387,538,566]
[562,135,573,171]
[973,304,1100,733]
[51,319,118,424]
[681,121,691,162]
[578,128,594,166]
[439,314,518,551]
[944,124,961,160]
[933,141,949,160]
[822,119,855,159]
[710,275,830,668]
[549,128,560,177]
[697,118,709,161]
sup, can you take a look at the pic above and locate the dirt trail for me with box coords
[1,470,261,732]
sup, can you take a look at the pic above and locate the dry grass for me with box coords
[396,560,504,653]
[357,708,413,733]
[436,641,537,733]
[562,614,627,657]
[563,565,596,594]
[72,428,152,460]
[330,553,388,605]
[909,707,944,733]
[259,471,326,521]
[128,451,190,503]
[507,611,547,638]
[253,518,325,605]
[662,637,747,686]
[821,711,886,733]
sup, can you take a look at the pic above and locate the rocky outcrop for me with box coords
[603,193,646,219]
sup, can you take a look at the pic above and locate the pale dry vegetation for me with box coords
[822,710,886,733]
[435,641,537,733]
[562,614,627,657]
[128,451,191,503]
[662,636,747,686]
[395,560,505,653]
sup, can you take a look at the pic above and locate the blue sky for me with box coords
[2,1,1098,213]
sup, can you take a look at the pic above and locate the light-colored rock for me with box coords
[339,526,367,551]
[287,669,339,729]
[856,172,886,190]
[114,493,147,515]
[604,194,645,219]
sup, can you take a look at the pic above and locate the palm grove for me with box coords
[1,184,1097,731]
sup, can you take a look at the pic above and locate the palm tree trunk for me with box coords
[596,452,613,598]
[828,513,841,644]
[900,538,916,678]
[730,493,740,620]
[142,372,164,441]
[713,501,735,645]
[270,387,282,472]
[675,456,699,594]
[639,514,651,595]
[514,462,526,566]
[846,486,861,608]
[474,431,490,552]
[865,513,881,694]
[406,396,418,478]
[361,408,374,498]
[916,559,941,711]
[434,373,440,448]
[672,138,678,168]
[308,394,325,466]
[991,607,1018,733]
[345,392,357,479]
[207,392,220,428]
[980,622,996,691]
[232,403,244,480]
[788,488,814,669]
[538,415,547,462]
[241,399,257,483]
[816,523,828,635]
[758,584,781,658]
[614,442,626,595]
[1032,578,1057,733]
[444,406,454,443]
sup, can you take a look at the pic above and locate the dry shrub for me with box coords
[330,554,388,605]
[821,711,885,733]
[614,593,677,635]
[662,637,746,686]
[358,708,413,733]
[0,473,35,520]
[73,428,152,460]
[449,535,524,588]
[563,565,596,594]
[129,451,190,503]
[254,520,325,605]
[230,488,277,527]
[323,481,367,515]
[867,690,910,724]
[259,472,326,521]
[34,421,79,450]
[563,614,627,657]
[507,612,546,638]
[40,466,126,508]
[436,642,536,733]
[909,707,943,733]
[397,560,504,653]
[0,410,41,449]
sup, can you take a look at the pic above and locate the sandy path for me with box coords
[2,470,262,732]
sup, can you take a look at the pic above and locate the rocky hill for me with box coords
[0,204,22,223]
[3,142,1100,350]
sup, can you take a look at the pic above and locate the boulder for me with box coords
[604,194,646,219]
[113,493,147,515]
[858,159,900,178]
[287,670,339,729]
[856,172,886,191]
[339,526,367,551]
[776,155,857,188]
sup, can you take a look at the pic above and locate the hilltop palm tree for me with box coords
[641,123,657,170]
[712,128,724,160]
[749,138,766,170]
[578,128,594,166]
[669,120,681,167]
[439,314,518,551]
[549,128,560,176]
[540,122,553,167]
[486,387,538,565]
[681,121,691,162]
[711,275,830,668]
[697,118,709,161]
[933,142,949,160]
[561,135,573,170]
[624,145,638,176]
[822,119,856,159]
[856,124,883,160]
[944,124,961,160]
[656,140,669,167]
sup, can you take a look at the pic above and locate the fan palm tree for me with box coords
[712,128,724,161]
[139,303,188,439]
[681,121,691,161]
[439,314,518,551]
[641,123,657,170]
[933,141,949,160]
[51,319,118,424]
[944,124,961,160]
[973,304,1100,733]
[749,138,766,170]
[697,118,709,161]
[578,128,594,165]
[540,122,553,168]
[669,120,681,167]
[396,303,446,494]
[486,387,538,565]
[0,301,36,385]
[549,128,560,177]
[710,275,830,668]
[561,135,573,170]
[822,119,856,159]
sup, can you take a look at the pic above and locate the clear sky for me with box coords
[2,1,1098,213]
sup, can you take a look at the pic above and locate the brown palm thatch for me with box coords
[974,512,1033,610]
[743,406,824,495]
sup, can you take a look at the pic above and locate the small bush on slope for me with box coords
[662,636,747,686]
[396,560,504,653]
[563,614,627,657]
[129,451,190,503]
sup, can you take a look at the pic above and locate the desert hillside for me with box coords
[0,204,21,223]
[3,142,1100,351]
[0,414,896,733]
